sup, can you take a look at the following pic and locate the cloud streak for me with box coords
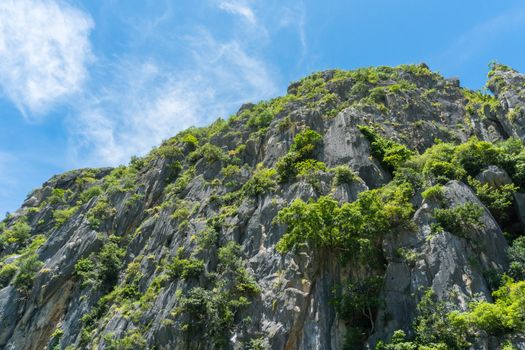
[0,0,305,170]
[0,0,93,118]
[218,0,257,25]
[70,34,278,166]
[66,0,311,166]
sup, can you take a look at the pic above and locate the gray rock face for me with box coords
[371,181,508,346]
[488,64,525,142]
[476,166,513,188]
[0,64,524,350]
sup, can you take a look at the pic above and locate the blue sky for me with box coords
[1,0,525,215]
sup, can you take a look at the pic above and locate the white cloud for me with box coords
[218,0,256,25]
[0,0,93,117]
[69,36,278,166]
[277,1,307,56]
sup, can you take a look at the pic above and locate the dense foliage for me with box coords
[358,126,414,172]
[275,184,413,259]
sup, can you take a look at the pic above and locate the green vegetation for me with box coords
[468,178,517,224]
[0,219,46,290]
[379,278,525,349]
[358,126,414,172]
[181,133,199,151]
[174,241,260,347]
[433,203,484,238]
[336,276,384,348]
[376,289,467,349]
[508,236,525,280]
[75,236,125,287]
[221,164,241,179]
[242,167,278,197]
[386,136,525,235]
[454,138,502,176]
[165,167,195,196]
[463,90,500,120]
[53,206,78,228]
[166,248,205,280]
[79,185,103,203]
[291,128,323,155]
[331,165,358,186]
[295,159,328,190]
[0,263,18,287]
[104,330,147,350]
[87,197,116,229]
[103,166,139,194]
[421,184,444,202]
[47,188,72,205]
[275,182,413,260]
[13,254,44,292]
[276,128,324,182]
[188,143,226,164]
[2,219,32,245]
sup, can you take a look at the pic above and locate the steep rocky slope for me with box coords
[1,63,525,350]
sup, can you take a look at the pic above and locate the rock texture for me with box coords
[0,63,524,350]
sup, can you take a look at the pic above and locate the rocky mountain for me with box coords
[1,63,525,350]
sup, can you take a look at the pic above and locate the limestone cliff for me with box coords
[1,63,524,350]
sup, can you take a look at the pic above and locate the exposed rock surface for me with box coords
[0,63,524,350]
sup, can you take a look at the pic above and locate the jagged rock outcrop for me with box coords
[1,63,525,350]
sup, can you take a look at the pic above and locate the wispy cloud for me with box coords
[0,0,93,118]
[0,0,303,169]
[218,0,257,25]
[277,1,307,59]
[69,33,278,166]
[66,0,311,166]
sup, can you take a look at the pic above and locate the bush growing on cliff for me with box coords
[13,254,43,292]
[174,241,259,347]
[181,133,199,151]
[336,276,384,348]
[508,236,525,280]
[3,219,32,245]
[331,165,358,186]
[449,278,525,337]
[358,126,414,172]
[433,203,484,238]
[0,263,17,288]
[167,248,205,280]
[188,143,225,164]
[242,167,277,197]
[381,278,525,349]
[75,237,124,287]
[79,185,103,204]
[296,159,328,190]
[87,197,116,229]
[275,182,413,259]
[421,184,445,202]
[48,188,72,205]
[53,206,78,228]
[468,177,517,224]
[453,137,501,177]
[291,128,323,156]
[422,159,462,184]
[276,128,324,182]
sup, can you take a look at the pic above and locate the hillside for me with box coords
[1,63,525,349]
